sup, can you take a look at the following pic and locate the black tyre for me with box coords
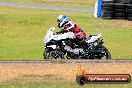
[76,75,86,85]
[102,6,114,11]
[114,0,130,3]
[115,0,131,3]
[125,0,132,4]
[102,16,113,19]
[115,0,122,3]
[114,17,126,19]
[50,50,64,59]
[127,17,132,20]
[102,13,113,19]
[114,3,126,9]
[102,0,114,4]
[102,10,113,14]
[102,13,113,17]
[94,45,111,59]
[127,9,132,14]
[121,0,127,3]
[43,48,49,59]
[102,3,114,7]
[126,4,132,9]
[43,49,64,59]
[127,14,132,17]
[114,9,126,13]
[114,13,126,17]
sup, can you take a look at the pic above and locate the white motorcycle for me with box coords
[43,27,111,59]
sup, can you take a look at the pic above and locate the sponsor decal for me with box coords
[85,74,131,83]
[76,66,131,85]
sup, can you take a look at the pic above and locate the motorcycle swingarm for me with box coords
[90,50,103,54]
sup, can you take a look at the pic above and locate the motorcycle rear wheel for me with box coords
[94,45,111,59]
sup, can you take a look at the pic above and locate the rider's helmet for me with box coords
[57,15,68,28]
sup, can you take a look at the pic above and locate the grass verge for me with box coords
[1,81,132,88]
[0,0,96,9]
[0,6,132,60]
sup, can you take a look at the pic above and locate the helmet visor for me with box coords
[57,19,60,22]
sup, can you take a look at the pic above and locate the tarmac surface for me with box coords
[0,1,94,12]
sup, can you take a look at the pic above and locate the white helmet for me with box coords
[57,15,68,23]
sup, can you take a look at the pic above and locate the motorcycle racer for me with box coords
[57,15,86,45]
[44,27,111,59]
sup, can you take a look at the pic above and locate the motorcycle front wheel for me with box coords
[43,48,49,59]
[43,49,64,59]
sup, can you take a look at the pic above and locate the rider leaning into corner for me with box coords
[57,15,88,48]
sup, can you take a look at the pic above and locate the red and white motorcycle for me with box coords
[43,27,111,59]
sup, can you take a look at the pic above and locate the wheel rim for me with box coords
[49,51,62,59]
[95,47,111,59]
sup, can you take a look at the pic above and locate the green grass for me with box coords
[1,82,132,88]
[0,0,96,9]
[0,6,132,60]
